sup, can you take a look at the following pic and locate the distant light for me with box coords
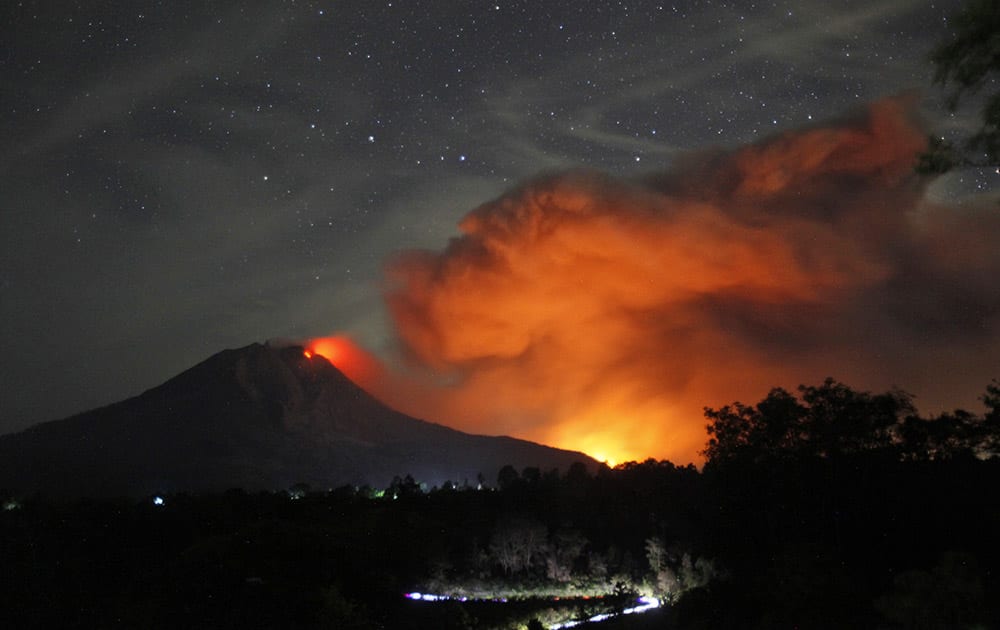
[303,350,313,359]
[624,596,661,614]
[153,496,165,506]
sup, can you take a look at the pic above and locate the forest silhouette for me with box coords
[3,378,998,629]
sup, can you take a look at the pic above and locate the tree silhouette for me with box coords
[387,474,421,499]
[704,379,913,464]
[521,466,542,485]
[489,516,547,575]
[544,529,587,582]
[918,0,1000,172]
[496,464,520,490]
[704,378,1000,465]
[703,387,804,464]
[984,379,1000,455]
[796,379,911,457]
[899,409,983,460]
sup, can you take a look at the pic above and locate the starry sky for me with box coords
[2,1,997,459]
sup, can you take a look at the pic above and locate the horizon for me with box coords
[5,335,997,471]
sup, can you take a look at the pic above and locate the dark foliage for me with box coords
[703,377,998,465]
[918,0,1000,172]
[695,378,1000,629]
[3,380,999,628]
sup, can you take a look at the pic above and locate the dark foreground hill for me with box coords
[0,342,593,498]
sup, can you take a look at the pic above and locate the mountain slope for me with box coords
[0,343,594,497]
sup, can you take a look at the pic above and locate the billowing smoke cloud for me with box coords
[353,95,1000,465]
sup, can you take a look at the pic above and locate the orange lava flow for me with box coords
[305,335,384,388]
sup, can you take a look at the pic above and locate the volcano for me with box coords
[0,343,594,498]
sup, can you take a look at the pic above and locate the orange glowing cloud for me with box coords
[323,95,1000,466]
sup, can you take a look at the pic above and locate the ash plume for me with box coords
[361,95,1000,465]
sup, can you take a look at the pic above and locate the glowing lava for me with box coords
[308,336,349,365]
[304,335,385,391]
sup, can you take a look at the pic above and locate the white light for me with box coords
[400,591,661,628]
[153,496,164,506]
[623,596,661,615]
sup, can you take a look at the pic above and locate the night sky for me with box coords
[2,1,997,463]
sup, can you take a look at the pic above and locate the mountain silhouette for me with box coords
[0,343,594,498]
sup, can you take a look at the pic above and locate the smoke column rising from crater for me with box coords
[323,96,1000,465]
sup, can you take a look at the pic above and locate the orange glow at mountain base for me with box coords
[303,333,666,466]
